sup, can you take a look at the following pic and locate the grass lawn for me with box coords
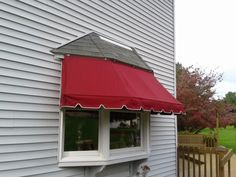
[200,126,236,153]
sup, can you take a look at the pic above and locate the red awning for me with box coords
[61,55,184,114]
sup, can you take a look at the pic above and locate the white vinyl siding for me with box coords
[0,0,176,176]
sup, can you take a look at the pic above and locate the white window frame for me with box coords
[58,108,150,167]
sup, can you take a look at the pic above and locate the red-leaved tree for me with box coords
[176,63,223,132]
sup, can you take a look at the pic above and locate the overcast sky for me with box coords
[175,0,236,98]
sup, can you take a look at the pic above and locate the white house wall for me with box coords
[0,0,177,176]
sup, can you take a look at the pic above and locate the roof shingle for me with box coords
[51,32,152,72]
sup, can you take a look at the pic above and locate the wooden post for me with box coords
[216,152,219,177]
[198,149,201,177]
[217,146,228,177]
[204,147,207,177]
[187,147,190,177]
[193,147,196,177]
[210,148,213,177]
[219,151,225,177]
[228,160,231,177]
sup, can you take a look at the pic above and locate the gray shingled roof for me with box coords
[51,32,152,72]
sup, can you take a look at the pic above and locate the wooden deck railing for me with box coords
[178,134,217,148]
[177,145,233,177]
[219,148,234,177]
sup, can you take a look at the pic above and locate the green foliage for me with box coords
[224,92,236,105]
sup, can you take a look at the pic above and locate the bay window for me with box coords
[58,108,150,166]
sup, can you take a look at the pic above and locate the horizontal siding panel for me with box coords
[0,66,60,84]
[151,131,175,136]
[0,58,60,77]
[155,74,174,85]
[58,0,174,51]
[0,135,58,145]
[151,126,175,132]
[0,118,58,128]
[0,157,57,171]
[0,149,57,162]
[0,17,69,43]
[147,61,174,76]
[0,142,57,154]
[157,0,174,13]
[0,3,80,39]
[0,51,60,70]
[82,0,174,44]
[0,110,59,119]
[149,163,176,177]
[1,43,54,62]
[107,0,173,36]
[0,26,60,47]
[127,0,173,28]
[150,170,175,177]
[151,138,176,147]
[151,116,175,122]
[52,1,173,45]
[0,93,59,105]
[0,76,60,92]
[146,61,174,77]
[27,0,175,60]
[14,0,90,33]
[149,164,176,175]
[159,0,173,9]
[0,127,58,136]
[151,135,175,141]
[151,141,176,148]
[151,121,175,127]
[153,70,174,82]
[0,101,58,112]
[149,161,176,170]
[102,1,173,35]
[137,46,174,63]
[148,157,176,167]
[143,0,173,20]
[0,164,82,177]
[149,112,177,176]
[150,144,176,151]
[151,146,176,155]
[29,169,84,177]
[0,33,52,53]
[148,152,176,162]
[137,50,174,69]
[0,84,59,98]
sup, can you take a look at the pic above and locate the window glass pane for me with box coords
[110,112,141,149]
[64,110,99,151]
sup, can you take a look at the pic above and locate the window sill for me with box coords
[58,151,149,167]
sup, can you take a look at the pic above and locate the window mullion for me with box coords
[59,110,65,161]
[143,112,150,154]
[99,109,110,160]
